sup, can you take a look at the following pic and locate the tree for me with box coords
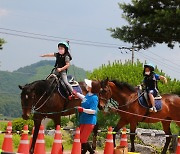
[109,0,180,49]
[0,38,6,50]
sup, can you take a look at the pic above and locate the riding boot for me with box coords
[81,143,88,154]
[86,142,95,154]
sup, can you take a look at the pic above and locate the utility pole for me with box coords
[131,47,135,65]
[118,46,139,65]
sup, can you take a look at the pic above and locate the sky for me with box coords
[0,0,180,79]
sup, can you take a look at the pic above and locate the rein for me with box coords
[100,83,144,109]
[115,91,145,108]
[32,107,76,115]
[32,75,58,112]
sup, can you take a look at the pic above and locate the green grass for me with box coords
[0,121,8,131]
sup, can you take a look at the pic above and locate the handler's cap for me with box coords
[84,79,92,88]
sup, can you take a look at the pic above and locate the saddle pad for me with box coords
[58,85,82,99]
[138,92,162,111]
[73,85,82,94]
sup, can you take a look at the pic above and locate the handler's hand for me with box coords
[57,68,62,72]
[77,107,84,112]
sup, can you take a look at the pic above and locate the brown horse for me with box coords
[19,76,99,154]
[99,78,180,153]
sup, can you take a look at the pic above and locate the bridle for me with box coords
[21,75,58,113]
[99,82,144,110]
[99,83,113,108]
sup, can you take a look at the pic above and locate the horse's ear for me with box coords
[104,77,109,84]
[18,85,24,90]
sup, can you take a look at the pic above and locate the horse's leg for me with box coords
[113,119,128,147]
[130,122,137,152]
[161,121,172,154]
[30,118,42,154]
[53,115,61,128]
[92,123,98,150]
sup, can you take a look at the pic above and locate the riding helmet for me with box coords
[144,63,155,71]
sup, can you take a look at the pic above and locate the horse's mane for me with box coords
[24,80,53,96]
[111,80,136,92]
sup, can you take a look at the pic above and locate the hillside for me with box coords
[89,60,180,95]
[0,60,87,117]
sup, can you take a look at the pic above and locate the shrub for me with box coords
[12,118,34,133]
[46,116,70,130]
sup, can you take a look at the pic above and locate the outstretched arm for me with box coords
[160,75,167,84]
[76,92,85,100]
[40,53,55,57]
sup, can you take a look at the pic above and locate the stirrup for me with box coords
[153,106,157,112]
[149,106,157,113]
[149,107,153,112]
[154,96,162,100]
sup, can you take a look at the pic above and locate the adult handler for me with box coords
[76,79,101,154]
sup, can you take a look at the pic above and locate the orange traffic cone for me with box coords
[51,125,63,154]
[34,125,46,154]
[104,126,114,154]
[2,121,13,152]
[71,127,81,154]
[120,127,128,147]
[176,136,180,154]
[17,125,29,154]
[29,127,34,148]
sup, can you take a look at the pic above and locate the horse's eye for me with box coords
[25,95,28,99]
[100,89,107,94]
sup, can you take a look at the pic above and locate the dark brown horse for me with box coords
[19,76,99,154]
[99,78,180,153]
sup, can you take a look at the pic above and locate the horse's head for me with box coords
[99,79,137,110]
[99,78,112,109]
[19,84,35,120]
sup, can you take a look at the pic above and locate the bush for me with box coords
[45,135,54,150]
[12,134,21,149]
[0,121,8,131]
[137,122,162,130]
[97,111,119,130]
[12,118,34,133]
[46,116,70,130]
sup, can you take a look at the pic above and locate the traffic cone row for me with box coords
[71,127,81,154]
[104,126,114,154]
[1,122,130,154]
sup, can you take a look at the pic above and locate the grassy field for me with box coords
[0,121,7,131]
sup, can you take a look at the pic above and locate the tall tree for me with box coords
[109,0,180,49]
[0,38,6,50]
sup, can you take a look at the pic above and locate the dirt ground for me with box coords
[47,150,104,154]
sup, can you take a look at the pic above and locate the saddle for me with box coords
[46,74,82,99]
[137,89,162,112]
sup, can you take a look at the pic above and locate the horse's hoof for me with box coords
[131,148,135,152]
